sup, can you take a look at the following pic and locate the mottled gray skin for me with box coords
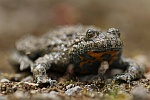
[10,25,145,85]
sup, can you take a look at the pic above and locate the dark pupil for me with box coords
[86,29,94,38]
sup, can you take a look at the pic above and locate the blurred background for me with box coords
[0,0,150,73]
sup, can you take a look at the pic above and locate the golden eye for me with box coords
[86,29,96,38]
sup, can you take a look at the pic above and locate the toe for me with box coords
[48,79,57,86]
[113,73,132,83]
[36,75,57,85]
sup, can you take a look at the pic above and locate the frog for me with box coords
[10,25,145,85]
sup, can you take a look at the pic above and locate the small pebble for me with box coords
[0,94,6,100]
[65,86,81,96]
[66,84,72,89]
[0,78,10,83]
[32,92,60,100]
[21,76,33,82]
[131,86,150,100]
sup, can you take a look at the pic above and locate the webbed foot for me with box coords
[33,63,57,86]
[113,73,132,83]
[36,75,57,85]
[113,63,144,83]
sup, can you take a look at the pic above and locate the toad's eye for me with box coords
[86,29,96,38]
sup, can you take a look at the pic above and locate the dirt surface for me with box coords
[1,76,150,100]
[1,1,150,100]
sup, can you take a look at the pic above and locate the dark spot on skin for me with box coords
[72,55,81,64]
[93,51,101,53]
[84,54,95,60]
[107,40,112,47]
[101,54,112,61]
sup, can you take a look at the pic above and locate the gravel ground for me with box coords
[1,76,150,100]
[1,1,150,100]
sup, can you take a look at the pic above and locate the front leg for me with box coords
[98,61,109,77]
[32,63,56,85]
[32,52,69,85]
[114,57,145,83]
